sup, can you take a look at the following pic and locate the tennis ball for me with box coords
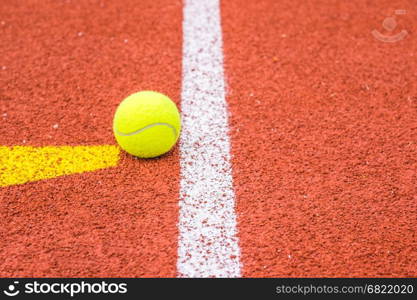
[113,91,181,158]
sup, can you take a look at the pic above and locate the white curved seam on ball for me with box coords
[115,123,177,137]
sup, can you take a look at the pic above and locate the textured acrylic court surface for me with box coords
[0,0,183,277]
[222,0,417,276]
[1,0,416,277]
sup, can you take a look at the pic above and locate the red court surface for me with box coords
[1,0,183,277]
[223,0,416,276]
[1,0,416,277]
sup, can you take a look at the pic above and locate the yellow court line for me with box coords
[0,145,120,187]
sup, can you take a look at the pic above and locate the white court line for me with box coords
[178,0,241,277]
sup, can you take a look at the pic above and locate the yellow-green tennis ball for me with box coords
[113,91,181,158]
